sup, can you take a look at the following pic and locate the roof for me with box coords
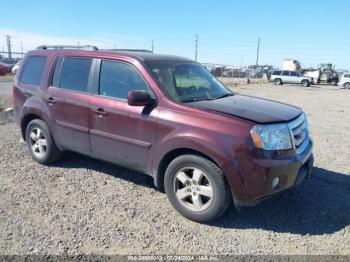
[98,50,194,62]
[31,46,194,63]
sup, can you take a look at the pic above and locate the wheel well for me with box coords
[156,148,220,191]
[21,114,42,140]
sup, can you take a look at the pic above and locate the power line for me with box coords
[195,34,199,61]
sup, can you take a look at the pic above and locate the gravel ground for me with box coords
[0,84,349,255]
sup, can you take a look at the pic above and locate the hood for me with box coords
[187,94,302,124]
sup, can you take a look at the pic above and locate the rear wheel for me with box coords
[164,155,232,223]
[274,78,282,85]
[25,119,62,165]
[301,80,310,87]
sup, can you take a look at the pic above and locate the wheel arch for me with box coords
[21,113,43,140]
[155,147,222,191]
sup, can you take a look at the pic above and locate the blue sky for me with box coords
[1,0,350,69]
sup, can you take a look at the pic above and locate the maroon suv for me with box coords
[13,45,313,222]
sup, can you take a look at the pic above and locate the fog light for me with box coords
[272,177,279,188]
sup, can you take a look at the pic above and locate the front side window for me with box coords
[56,57,92,92]
[290,71,298,77]
[99,60,149,99]
[146,61,232,103]
[21,56,47,85]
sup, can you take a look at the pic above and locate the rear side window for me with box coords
[282,71,290,76]
[52,57,92,92]
[344,74,350,78]
[272,71,281,75]
[21,56,47,85]
[99,60,149,99]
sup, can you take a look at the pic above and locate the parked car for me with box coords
[13,46,314,222]
[338,73,350,89]
[11,60,21,74]
[0,62,13,76]
[271,70,313,87]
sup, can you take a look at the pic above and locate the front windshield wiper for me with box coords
[182,97,216,103]
[214,93,234,100]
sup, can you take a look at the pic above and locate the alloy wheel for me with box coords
[173,167,213,212]
[29,127,47,158]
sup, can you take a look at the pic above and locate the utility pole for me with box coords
[21,41,23,57]
[255,37,260,66]
[151,40,154,53]
[195,34,199,61]
[6,35,12,59]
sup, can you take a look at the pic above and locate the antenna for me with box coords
[151,40,154,53]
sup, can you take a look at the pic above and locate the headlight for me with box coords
[250,123,292,150]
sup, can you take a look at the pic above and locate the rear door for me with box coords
[290,71,300,83]
[90,59,158,173]
[281,71,291,83]
[45,56,94,154]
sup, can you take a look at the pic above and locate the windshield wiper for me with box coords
[214,93,234,100]
[182,97,216,103]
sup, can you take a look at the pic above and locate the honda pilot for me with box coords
[13,45,314,222]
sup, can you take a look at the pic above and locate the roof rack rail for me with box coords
[37,45,99,51]
[101,49,153,53]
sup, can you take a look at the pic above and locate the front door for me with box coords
[90,59,158,173]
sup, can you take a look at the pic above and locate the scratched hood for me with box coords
[187,94,302,123]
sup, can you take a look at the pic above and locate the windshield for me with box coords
[146,61,232,103]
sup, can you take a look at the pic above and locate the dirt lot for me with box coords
[0,83,349,255]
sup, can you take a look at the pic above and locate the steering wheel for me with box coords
[182,86,197,96]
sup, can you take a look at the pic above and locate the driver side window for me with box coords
[99,60,149,99]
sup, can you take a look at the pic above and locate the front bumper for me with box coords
[235,140,314,206]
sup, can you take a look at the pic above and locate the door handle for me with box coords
[46,97,56,104]
[92,108,108,116]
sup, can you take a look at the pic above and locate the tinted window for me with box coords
[272,71,281,75]
[51,57,64,87]
[290,71,298,77]
[59,57,92,92]
[21,56,47,85]
[99,60,149,99]
[344,74,350,78]
[282,71,290,76]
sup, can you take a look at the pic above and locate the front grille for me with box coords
[288,113,309,152]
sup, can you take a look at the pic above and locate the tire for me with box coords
[301,80,310,87]
[330,81,338,86]
[274,78,282,85]
[344,82,350,89]
[164,154,232,223]
[25,119,62,165]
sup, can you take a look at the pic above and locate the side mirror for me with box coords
[127,90,152,106]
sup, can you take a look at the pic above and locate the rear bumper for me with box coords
[235,140,314,206]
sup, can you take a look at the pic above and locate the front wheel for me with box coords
[164,155,232,223]
[344,82,350,89]
[301,80,310,87]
